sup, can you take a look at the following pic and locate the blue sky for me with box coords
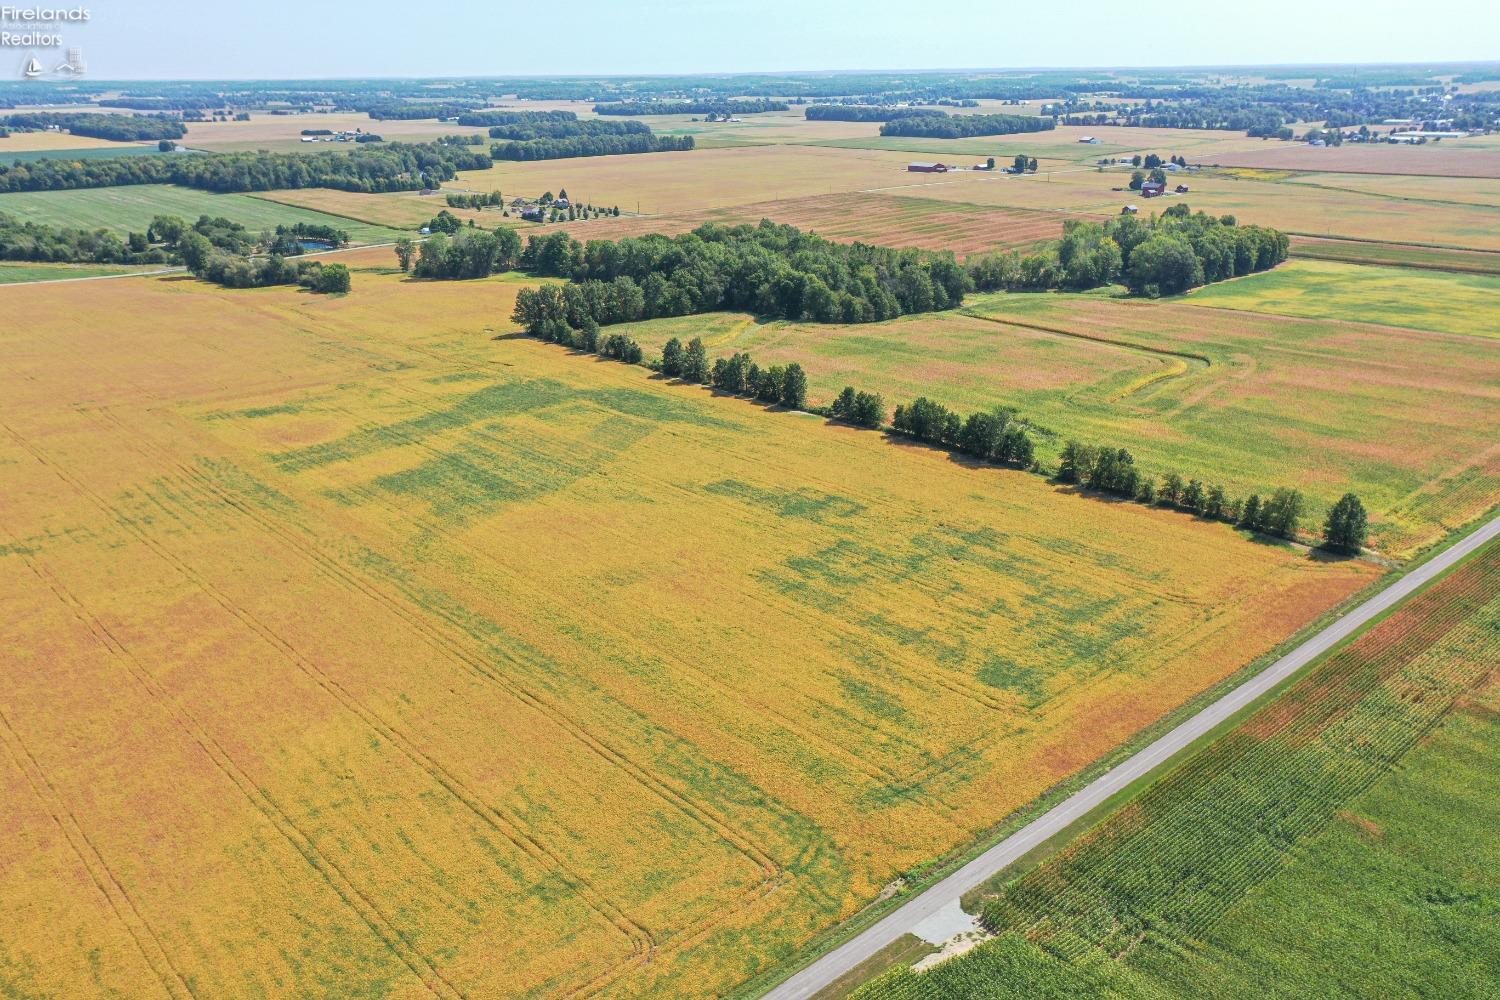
[21,0,1500,80]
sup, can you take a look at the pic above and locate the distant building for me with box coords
[907,162,948,173]
[1174,184,1189,193]
[1140,181,1166,197]
[1078,136,1100,143]
[1121,204,1138,214]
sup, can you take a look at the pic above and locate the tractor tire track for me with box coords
[1,421,656,995]
[0,707,192,1000]
[0,528,464,999]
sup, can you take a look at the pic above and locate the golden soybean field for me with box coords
[0,257,1375,997]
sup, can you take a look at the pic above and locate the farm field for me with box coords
[1188,258,1500,339]
[0,184,405,244]
[1289,235,1500,275]
[856,540,1500,1000]
[906,166,1500,249]
[1285,171,1500,208]
[250,186,494,231]
[808,125,1281,165]
[451,144,959,214]
[0,252,1376,999]
[617,289,1500,558]
[177,111,495,153]
[557,193,1081,254]
[1190,140,1500,177]
[252,189,1079,256]
[0,144,172,164]
[0,129,126,153]
[0,261,168,284]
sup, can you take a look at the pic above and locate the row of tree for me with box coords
[804,106,939,122]
[887,397,1036,466]
[486,118,653,141]
[1055,440,1366,549]
[0,209,322,266]
[365,101,477,120]
[0,211,161,264]
[0,112,186,142]
[509,272,1365,553]
[969,210,1289,297]
[396,226,524,279]
[0,141,492,194]
[444,191,505,209]
[879,114,1056,138]
[508,222,971,329]
[591,99,788,115]
[179,232,351,293]
[491,132,693,161]
[455,109,577,127]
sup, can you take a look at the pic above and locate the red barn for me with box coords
[1140,181,1166,197]
[907,162,948,173]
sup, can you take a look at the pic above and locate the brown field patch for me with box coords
[548,192,1085,255]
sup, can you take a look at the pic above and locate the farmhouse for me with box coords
[907,162,948,173]
[1140,180,1166,197]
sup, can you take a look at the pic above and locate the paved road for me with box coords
[763,514,1500,1000]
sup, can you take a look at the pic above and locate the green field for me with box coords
[1291,237,1500,275]
[855,542,1500,1000]
[0,262,166,284]
[0,145,173,164]
[616,287,1500,557]
[1188,258,1500,339]
[0,184,405,244]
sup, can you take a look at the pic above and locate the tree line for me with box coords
[491,130,692,161]
[486,118,654,141]
[505,222,971,332]
[591,99,788,115]
[803,106,938,122]
[365,101,478,120]
[1056,440,1368,550]
[0,141,492,194]
[879,114,1056,138]
[0,210,349,266]
[526,308,1369,551]
[455,109,578,127]
[0,112,187,142]
[969,209,1288,297]
[444,191,505,209]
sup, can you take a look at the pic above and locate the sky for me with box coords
[7,0,1500,81]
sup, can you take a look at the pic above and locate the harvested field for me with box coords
[1192,141,1500,178]
[0,129,128,153]
[0,254,1373,998]
[1285,171,1500,209]
[1188,259,1500,339]
[250,186,492,231]
[178,111,495,153]
[450,145,966,214]
[858,542,1500,1000]
[553,193,1081,254]
[1289,236,1500,275]
[908,168,1500,250]
[620,290,1500,557]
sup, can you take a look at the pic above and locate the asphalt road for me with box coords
[763,514,1500,1000]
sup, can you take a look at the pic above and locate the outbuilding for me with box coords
[907,162,948,173]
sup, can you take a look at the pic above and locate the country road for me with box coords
[762,513,1500,1000]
